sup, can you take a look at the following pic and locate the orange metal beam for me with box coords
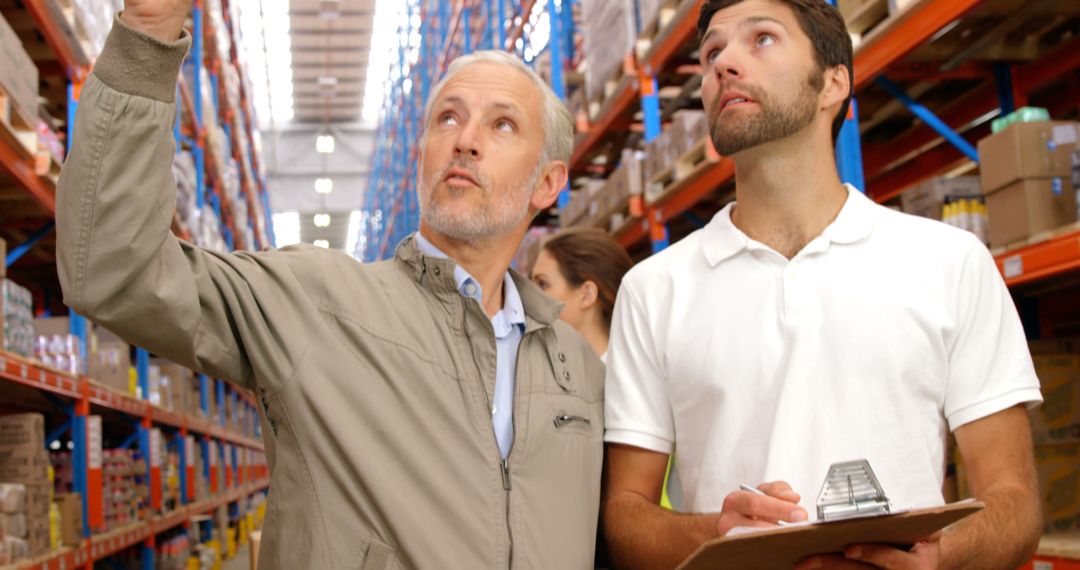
[0,136,56,214]
[862,33,1080,177]
[569,83,637,170]
[996,232,1080,287]
[23,0,87,81]
[853,0,986,89]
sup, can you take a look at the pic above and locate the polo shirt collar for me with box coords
[702,184,874,267]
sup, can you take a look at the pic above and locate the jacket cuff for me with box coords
[93,15,192,103]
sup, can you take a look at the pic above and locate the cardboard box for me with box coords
[91,341,132,394]
[0,238,6,281]
[0,414,44,451]
[54,493,82,546]
[0,13,40,128]
[1034,444,1080,534]
[1030,354,1080,445]
[986,177,1077,246]
[901,176,983,220]
[978,121,1080,194]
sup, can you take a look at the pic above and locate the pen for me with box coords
[739,484,794,526]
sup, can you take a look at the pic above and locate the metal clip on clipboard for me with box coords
[816,460,892,521]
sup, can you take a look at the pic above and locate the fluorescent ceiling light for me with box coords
[345,210,363,259]
[272,212,300,247]
[315,178,334,194]
[316,135,336,154]
[314,239,330,249]
[314,214,332,228]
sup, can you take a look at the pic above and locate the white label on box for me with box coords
[1034,562,1052,570]
[210,442,218,466]
[88,416,103,470]
[150,429,162,467]
[1052,124,1078,146]
[1003,255,1024,279]
[186,436,195,466]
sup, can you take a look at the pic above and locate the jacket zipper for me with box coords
[553,414,591,428]
[461,299,516,569]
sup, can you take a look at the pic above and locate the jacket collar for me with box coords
[395,235,562,329]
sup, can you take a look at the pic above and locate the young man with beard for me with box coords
[55,1,605,567]
[601,0,1042,568]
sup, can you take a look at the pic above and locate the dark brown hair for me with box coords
[541,228,634,330]
[697,0,854,143]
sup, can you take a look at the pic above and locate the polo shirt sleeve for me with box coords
[944,237,1042,430]
[604,280,675,454]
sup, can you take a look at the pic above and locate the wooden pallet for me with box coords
[645,137,722,205]
[991,220,1080,256]
[0,86,37,160]
[601,194,646,235]
[634,0,685,60]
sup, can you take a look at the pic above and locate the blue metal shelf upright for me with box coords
[361,0,576,261]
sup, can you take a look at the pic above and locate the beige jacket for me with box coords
[56,18,605,570]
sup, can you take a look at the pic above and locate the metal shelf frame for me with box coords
[361,0,575,261]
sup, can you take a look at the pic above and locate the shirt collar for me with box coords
[702,184,874,266]
[413,232,526,327]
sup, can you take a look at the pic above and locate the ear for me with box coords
[820,64,850,116]
[579,280,599,311]
[531,160,569,211]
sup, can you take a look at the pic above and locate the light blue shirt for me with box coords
[414,232,525,458]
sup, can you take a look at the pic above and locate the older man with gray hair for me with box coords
[55,1,604,568]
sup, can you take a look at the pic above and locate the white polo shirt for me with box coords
[605,185,1041,518]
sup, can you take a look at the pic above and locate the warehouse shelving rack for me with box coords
[0,1,273,568]
[564,0,1079,297]
[361,0,575,261]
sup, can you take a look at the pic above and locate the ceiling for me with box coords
[262,0,381,253]
[289,0,375,123]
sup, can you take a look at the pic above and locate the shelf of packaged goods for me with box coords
[616,158,735,249]
[571,0,989,202]
[10,480,270,569]
[0,351,82,399]
[994,228,1080,288]
[0,353,264,450]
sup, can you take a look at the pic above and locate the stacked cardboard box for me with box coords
[580,0,634,108]
[54,493,82,547]
[0,13,40,133]
[0,414,53,558]
[900,176,983,221]
[978,121,1080,247]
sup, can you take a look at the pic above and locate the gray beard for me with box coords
[418,160,542,243]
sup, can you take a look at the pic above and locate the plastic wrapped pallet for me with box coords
[0,512,26,539]
[2,536,27,563]
[580,0,635,104]
[2,280,34,359]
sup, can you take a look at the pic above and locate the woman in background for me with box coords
[530,227,633,362]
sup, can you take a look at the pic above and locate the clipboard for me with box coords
[676,500,983,570]
[676,460,984,570]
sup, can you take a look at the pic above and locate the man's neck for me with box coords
[419,224,521,318]
[729,132,848,259]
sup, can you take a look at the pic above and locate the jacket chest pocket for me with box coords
[546,394,602,439]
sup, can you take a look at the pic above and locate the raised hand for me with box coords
[121,0,192,42]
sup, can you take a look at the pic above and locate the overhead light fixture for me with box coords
[314,239,330,249]
[315,178,334,194]
[314,213,332,228]
[316,134,336,154]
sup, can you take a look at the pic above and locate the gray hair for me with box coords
[422,50,574,165]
